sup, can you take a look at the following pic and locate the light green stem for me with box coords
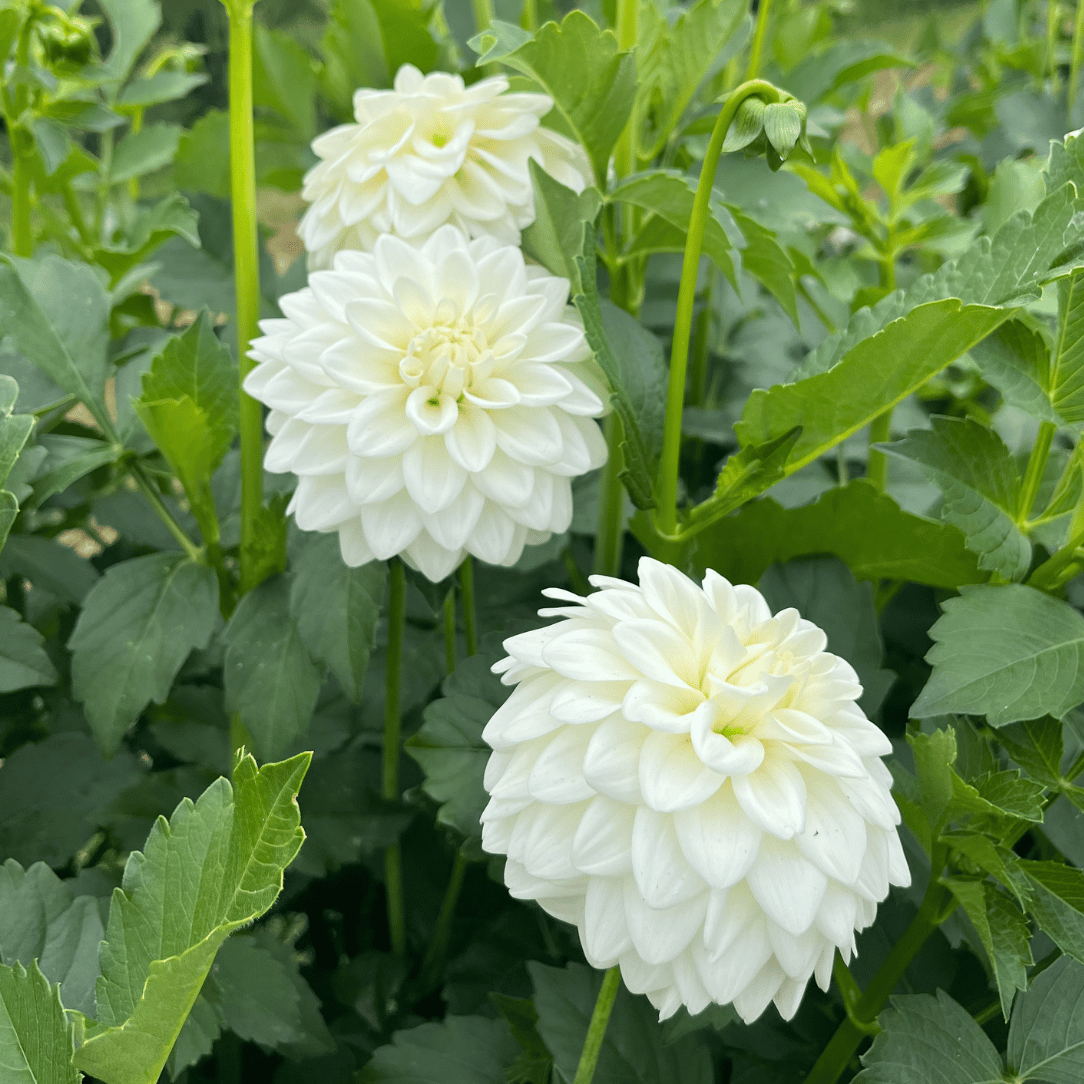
[866,411,892,491]
[572,967,622,1084]
[225,1,265,594]
[593,414,626,577]
[1019,421,1057,523]
[1071,0,1084,114]
[419,850,469,987]
[460,556,479,657]
[129,464,203,563]
[472,0,495,33]
[443,587,457,674]
[383,559,407,956]
[655,81,777,537]
[520,0,537,32]
[744,0,775,81]
[10,136,32,256]
[1049,1,1061,87]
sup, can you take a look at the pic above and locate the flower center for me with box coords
[399,303,494,400]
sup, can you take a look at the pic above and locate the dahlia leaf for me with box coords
[996,717,1065,788]
[26,434,121,512]
[912,584,1084,726]
[0,860,104,1018]
[96,0,160,86]
[725,203,800,325]
[406,638,511,850]
[1052,270,1084,423]
[942,834,1030,907]
[223,577,323,761]
[880,416,1029,582]
[68,553,220,756]
[907,728,957,832]
[470,12,637,185]
[969,319,1057,423]
[0,535,100,603]
[1007,955,1084,1082]
[0,605,57,692]
[521,159,602,286]
[0,960,80,1084]
[635,0,749,160]
[253,25,317,140]
[692,481,983,589]
[529,962,712,1084]
[110,123,182,183]
[289,533,385,702]
[491,993,553,1084]
[853,990,1003,1083]
[0,374,33,490]
[735,298,1010,477]
[950,770,1044,824]
[0,256,113,436]
[358,1015,520,1083]
[72,754,309,1084]
[1021,861,1084,966]
[945,879,1030,1019]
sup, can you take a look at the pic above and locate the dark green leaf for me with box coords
[68,553,220,754]
[0,961,79,1084]
[117,70,208,109]
[1022,860,1084,965]
[28,433,121,510]
[110,122,182,182]
[908,728,957,832]
[971,319,1058,423]
[223,577,323,761]
[913,585,1084,726]
[471,13,636,185]
[726,203,800,325]
[997,717,1065,787]
[951,770,1044,823]
[881,416,1029,581]
[0,534,100,603]
[692,481,983,589]
[254,24,317,138]
[1007,955,1084,1083]
[521,160,602,285]
[0,605,57,692]
[1052,271,1084,423]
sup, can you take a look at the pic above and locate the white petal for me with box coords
[674,788,761,888]
[571,795,635,876]
[630,807,707,909]
[745,836,827,936]
[638,730,722,813]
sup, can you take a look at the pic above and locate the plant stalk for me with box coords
[383,559,407,956]
[1072,0,1084,115]
[443,586,457,674]
[1019,420,1057,523]
[572,967,622,1084]
[128,465,203,563]
[419,850,469,988]
[593,413,626,577]
[655,80,777,537]
[460,556,479,656]
[866,411,892,491]
[225,1,265,594]
[10,135,33,256]
[745,0,775,81]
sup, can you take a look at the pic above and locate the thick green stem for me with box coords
[866,411,892,491]
[803,870,955,1084]
[1072,0,1084,114]
[225,2,265,594]
[443,587,457,674]
[383,559,407,956]
[745,0,775,81]
[593,413,626,577]
[655,81,777,537]
[10,135,33,256]
[1019,421,1057,523]
[460,556,479,657]
[1049,1,1061,88]
[520,0,537,31]
[419,850,469,987]
[472,0,495,33]
[572,967,622,1084]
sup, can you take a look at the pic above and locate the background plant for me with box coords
[8,0,1084,1082]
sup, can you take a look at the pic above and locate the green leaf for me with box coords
[254,25,317,139]
[289,533,385,702]
[851,990,1003,1083]
[1022,861,1084,966]
[0,535,100,603]
[951,770,1044,823]
[73,753,310,1084]
[110,122,182,183]
[610,170,737,284]
[0,733,139,868]
[68,553,220,755]
[945,879,1030,1018]
[359,1015,520,1083]
[318,0,392,119]
[759,556,895,714]
[521,160,602,284]
[0,859,104,1018]
[996,717,1064,788]
[0,377,33,489]
[635,0,748,159]
[0,256,113,436]
[223,577,323,761]
[0,605,57,692]
[366,0,438,91]
[970,319,1058,423]
[471,13,636,185]
[692,481,983,589]
[726,203,800,325]
[406,639,511,849]
[529,962,712,1084]
[908,728,957,832]
[943,833,1030,906]
[1052,271,1084,424]
[174,110,230,199]
[0,961,80,1084]
[881,416,1029,581]
[117,71,208,109]
[94,194,201,284]
[28,434,121,510]
[97,0,160,85]
[913,584,1084,726]
[736,299,1010,478]
[1007,955,1084,1083]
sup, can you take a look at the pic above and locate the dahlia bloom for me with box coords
[298,64,592,268]
[244,225,608,582]
[480,559,910,1022]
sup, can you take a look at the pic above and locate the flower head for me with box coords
[298,64,592,268]
[481,558,910,1023]
[245,225,608,581]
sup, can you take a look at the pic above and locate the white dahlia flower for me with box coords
[244,225,608,582]
[298,64,593,268]
[480,559,910,1023]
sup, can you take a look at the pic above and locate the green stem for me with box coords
[1049,1,1061,88]
[562,545,592,595]
[384,559,407,956]
[129,464,203,563]
[460,556,479,657]
[419,850,469,987]
[654,80,779,538]
[229,714,252,767]
[225,1,265,595]
[61,183,93,247]
[687,289,713,409]
[520,0,537,32]
[593,413,626,577]
[10,133,32,256]
[443,586,457,674]
[744,0,775,81]
[1072,0,1084,114]
[572,967,622,1084]
[1019,421,1057,524]
[803,868,954,1084]
[1029,523,1084,590]
[866,411,892,491]
[472,0,495,33]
